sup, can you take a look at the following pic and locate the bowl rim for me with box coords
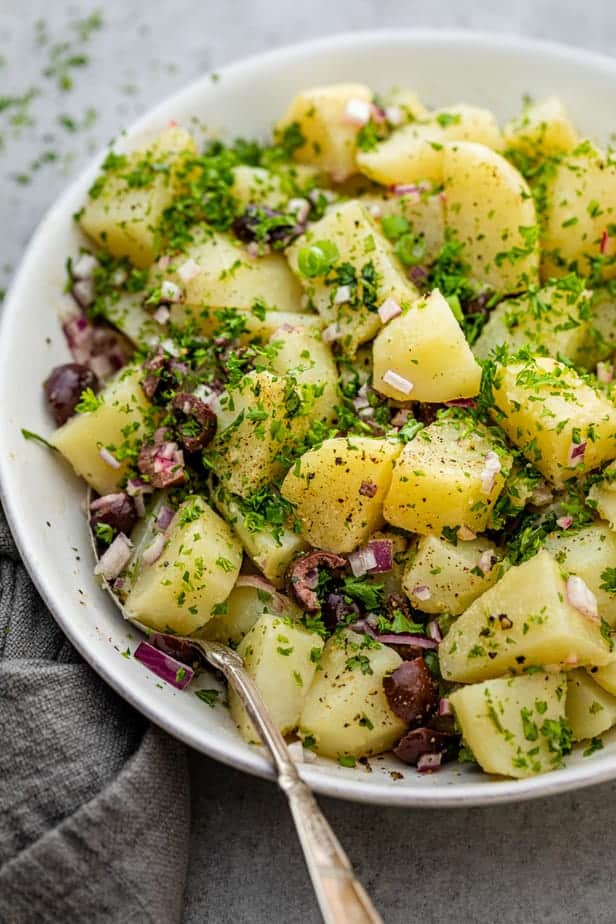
[4,27,616,808]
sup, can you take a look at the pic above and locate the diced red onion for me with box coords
[480,451,501,495]
[412,584,432,602]
[234,575,292,614]
[160,337,181,358]
[160,280,183,303]
[563,653,579,666]
[72,278,95,308]
[477,550,496,575]
[408,265,428,285]
[385,105,404,126]
[417,752,442,773]
[378,297,402,324]
[389,182,429,197]
[89,355,114,380]
[358,623,438,649]
[134,641,195,690]
[308,188,335,206]
[177,258,201,282]
[95,532,133,581]
[370,103,387,124]
[157,254,172,271]
[89,492,125,511]
[348,547,378,577]
[126,477,154,498]
[111,267,127,287]
[343,98,372,126]
[288,197,311,224]
[153,305,170,325]
[382,369,413,395]
[334,284,352,304]
[99,447,121,469]
[597,362,614,384]
[357,406,375,420]
[556,515,573,530]
[445,397,476,408]
[352,392,371,411]
[568,441,587,466]
[390,407,412,428]
[566,575,599,622]
[322,324,342,343]
[458,525,477,541]
[72,252,99,279]
[133,493,146,518]
[600,229,611,255]
[366,539,393,573]
[530,482,553,507]
[427,620,443,642]
[368,203,382,219]
[439,697,453,717]
[155,505,175,532]
[142,532,168,566]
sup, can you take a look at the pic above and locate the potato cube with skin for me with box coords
[80,127,197,268]
[588,463,616,530]
[51,366,151,496]
[450,672,569,779]
[299,631,406,759]
[276,83,373,182]
[123,496,242,636]
[230,614,324,742]
[383,418,511,537]
[165,231,302,327]
[357,104,503,186]
[473,278,594,366]
[286,200,418,354]
[443,141,539,295]
[504,97,578,158]
[281,437,401,554]
[402,535,502,616]
[566,670,616,741]
[489,355,616,488]
[212,489,307,588]
[359,189,445,265]
[372,288,482,403]
[543,523,616,626]
[541,142,616,281]
[440,550,612,683]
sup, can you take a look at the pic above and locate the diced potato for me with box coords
[281,437,401,554]
[402,534,502,615]
[473,278,594,366]
[541,142,616,281]
[268,323,338,426]
[588,288,616,363]
[206,582,300,645]
[367,529,409,599]
[440,550,612,683]
[357,104,502,186]
[165,231,302,324]
[588,462,616,529]
[80,127,196,267]
[504,97,578,158]
[566,669,616,740]
[450,672,569,778]
[101,292,164,348]
[359,190,445,265]
[544,523,616,626]
[489,355,616,487]
[212,489,307,588]
[231,165,285,209]
[123,496,242,635]
[230,614,324,742]
[383,418,511,536]
[589,660,616,697]
[276,83,373,181]
[286,200,418,354]
[299,631,406,759]
[443,141,539,294]
[383,88,428,121]
[51,366,151,496]
[372,288,482,402]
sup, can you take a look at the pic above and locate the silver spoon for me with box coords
[89,496,383,924]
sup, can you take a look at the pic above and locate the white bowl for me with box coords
[3,29,616,807]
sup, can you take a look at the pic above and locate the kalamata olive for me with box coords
[90,492,137,538]
[393,727,454,766]
[141,348,187,403]
[137,435,186,489]
[287,551,348,611]
[383,658,439,726]
[232,205,302,249]
[321,592,360,631]
[43,363,98,425]
[171,392,217,452]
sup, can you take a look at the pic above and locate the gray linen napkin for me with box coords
[0,504,191,923]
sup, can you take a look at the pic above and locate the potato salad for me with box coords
[40,83,616,779]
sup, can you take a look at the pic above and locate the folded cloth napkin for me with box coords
[0,504,191,923]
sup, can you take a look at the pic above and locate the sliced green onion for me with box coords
[381,214,409,241]
[297,239,339,277]
[395,233,426,267]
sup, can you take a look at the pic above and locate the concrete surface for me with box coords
[2,2,616,922]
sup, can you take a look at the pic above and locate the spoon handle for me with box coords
[205,642,383,924]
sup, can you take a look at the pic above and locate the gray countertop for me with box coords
[3,3,616,922]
